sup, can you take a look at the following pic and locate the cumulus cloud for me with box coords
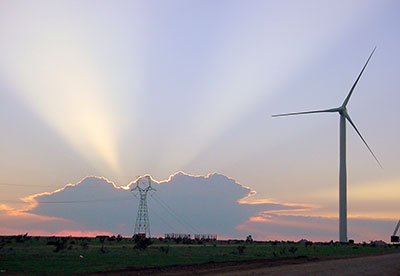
[24,176,133,234]
[10,172,302,237]
[0,172,395,242]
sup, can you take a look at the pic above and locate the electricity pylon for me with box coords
[132,175,155,238]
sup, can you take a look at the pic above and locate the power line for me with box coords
[0,183,60,188]
[132,192,178,233]
[153,193,200,232]
[0,198,132,204]
[0,182,116,189]
[1,187,201,235]
[150,193,200,234]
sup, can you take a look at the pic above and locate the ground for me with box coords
[90,252,400,276]
[1,236,399,275]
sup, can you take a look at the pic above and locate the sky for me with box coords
[0,0,399,242]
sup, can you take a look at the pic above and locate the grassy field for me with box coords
[1,235,399,275]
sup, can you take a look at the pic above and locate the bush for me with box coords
[237,245,246,254]
[53,239,67,253]
[15,233,30,243]
[134,237,152,250]
[289,246,298,254]
[80,242,89,250]
[159,246,170,254]
[246,235,253,243]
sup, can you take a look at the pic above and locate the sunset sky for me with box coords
[0,0,399,242]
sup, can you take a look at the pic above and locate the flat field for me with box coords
[0,235,399,275]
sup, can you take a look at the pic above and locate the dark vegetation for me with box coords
[0,234,399,275]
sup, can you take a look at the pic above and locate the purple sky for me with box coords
[0,0,399,241]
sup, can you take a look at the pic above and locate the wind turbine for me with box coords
[272,48,381,243]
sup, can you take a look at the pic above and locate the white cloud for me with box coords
[0,172,395,242]
[24,172,301,237]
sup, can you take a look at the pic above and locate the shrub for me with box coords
[134,237,152,250]
[237,245,246,254]
[246,235,253,243]
[53,239,67,253]
[289,246,298,254]
[80,242,89,250]
[159,246,170,254]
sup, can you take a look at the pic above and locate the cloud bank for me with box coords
[23,172,303,237]
[0,172,396,242]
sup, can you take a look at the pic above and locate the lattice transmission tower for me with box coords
[131,176,155,238]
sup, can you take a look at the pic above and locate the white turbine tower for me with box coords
[272,48,381,243]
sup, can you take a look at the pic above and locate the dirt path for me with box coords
[92,253,400,276]
[211,253,400,276]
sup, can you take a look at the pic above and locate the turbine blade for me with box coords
[344,112,382,168]
[342,47,376,107]
[272,108,338,117]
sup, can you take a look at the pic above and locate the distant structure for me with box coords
[194,234,217,241]
[273,48,381,243]
[164,233,217,241]
[391,220,400,243]
[132,176,155,238]
[165,233,191,240]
